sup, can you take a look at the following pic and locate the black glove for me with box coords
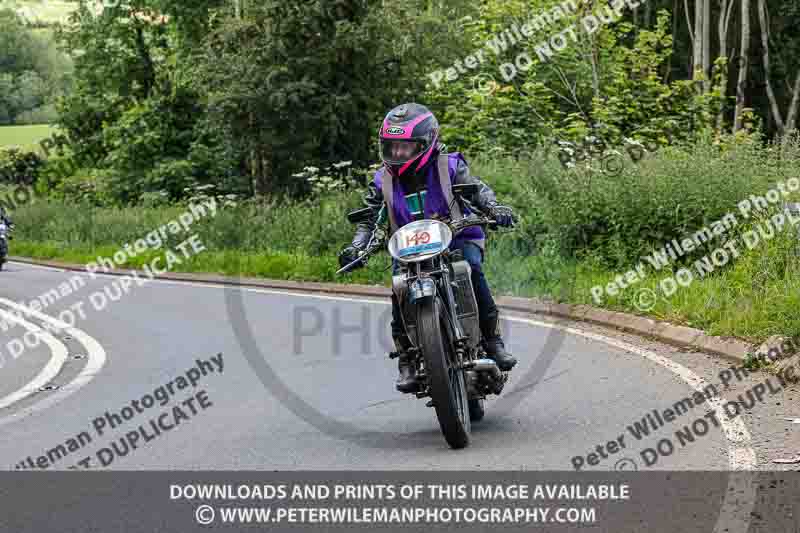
[338,245,365,270]
[488,204,515,227]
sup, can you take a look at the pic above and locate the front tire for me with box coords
[417,297,470,449]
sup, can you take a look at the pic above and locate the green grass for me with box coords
[0,124,56,150]
[5,138,800,347]
[11,241,392,287]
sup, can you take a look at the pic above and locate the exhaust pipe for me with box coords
[469,358,502,381]
[465,359,506,395]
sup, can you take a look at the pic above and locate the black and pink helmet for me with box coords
[379,103,440,177]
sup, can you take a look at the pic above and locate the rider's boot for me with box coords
[392,334,418,393]
[481,311,517,371]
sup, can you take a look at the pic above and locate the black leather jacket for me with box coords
[350,153,499,249]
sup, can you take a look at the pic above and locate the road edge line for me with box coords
[9,256,755,361]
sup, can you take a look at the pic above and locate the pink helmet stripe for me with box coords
[397,155,418,176]
[414,134,438,171]
[396,134,437,176]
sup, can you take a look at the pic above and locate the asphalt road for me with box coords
[0,260,797,472]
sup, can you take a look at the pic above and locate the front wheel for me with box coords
[417,296,470,449]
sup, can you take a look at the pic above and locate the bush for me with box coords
[45,167,114,206]
[0,147,44,184]
[522,134,800,268]
[15,104,58,125]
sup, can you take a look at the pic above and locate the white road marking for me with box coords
[0,308,67,410]
[4,261,758,467]
[206,281,758,531]
[504,315,756,470]
[0,297,106,426]
[5,260,757,529]
[7,261,64,272]
[152,283,760,467]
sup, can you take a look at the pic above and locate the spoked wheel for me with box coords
[417,297,470,449]
[468,398,485,422]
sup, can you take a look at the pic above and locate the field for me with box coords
[0,124,56,150]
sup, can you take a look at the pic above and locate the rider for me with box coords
[338,103,517,393]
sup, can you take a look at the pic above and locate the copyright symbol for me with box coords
[634,288,657,312]
[615,458,638,471]
[472,74,497,98]
[601,153,625,175]
[196,505,215,525]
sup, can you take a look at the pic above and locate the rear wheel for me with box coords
[417,297,470,449]
[468,398,485,422]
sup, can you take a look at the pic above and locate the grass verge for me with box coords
[6,139,800,347]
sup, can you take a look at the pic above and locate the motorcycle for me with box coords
[338,184,513,449]
[0,222,12,271]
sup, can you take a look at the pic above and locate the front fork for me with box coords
[406,262,466,348]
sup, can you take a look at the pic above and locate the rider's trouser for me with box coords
[390,241,498,344]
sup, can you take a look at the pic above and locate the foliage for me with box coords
[194,0,472,196]
[425,4,726,155]
[523,133,798,267]
[0,146,44,184]
[0,8,70,125]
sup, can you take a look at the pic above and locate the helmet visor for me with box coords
[380,139,426,166]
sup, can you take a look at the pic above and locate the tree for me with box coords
[196,0,469,195]
[715,0,735,127]
[733,0,751,131]
[757,0,800,138]
[0,8,66,124]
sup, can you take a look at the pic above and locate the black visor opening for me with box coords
[380,139,426,165]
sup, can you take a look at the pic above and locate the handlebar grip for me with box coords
[337,244,379,275]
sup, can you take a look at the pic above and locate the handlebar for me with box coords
[450,213,500,234]
[336,242,382,274]
[336,213,511,275]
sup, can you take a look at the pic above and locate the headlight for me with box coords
[388,220,452,263]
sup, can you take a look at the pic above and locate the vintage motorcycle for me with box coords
[338,184,513,449]
[0,221,12,271]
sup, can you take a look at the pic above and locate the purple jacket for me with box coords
[373,152,487,248]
